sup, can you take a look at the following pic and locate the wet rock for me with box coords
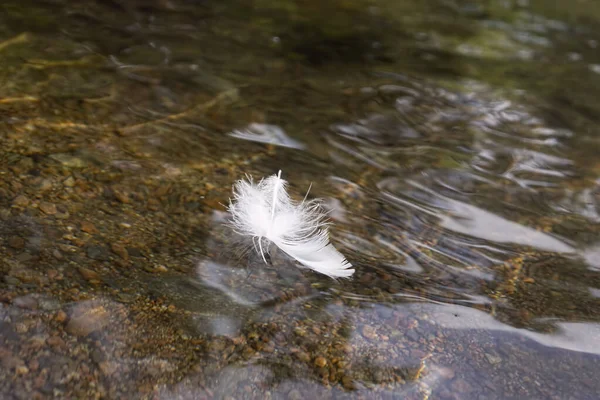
[361,325,377,340]
[65,303,110,337]
[451,378,474,394]
[8,236,25,249]
[63,176,75,187]
[46,336,66,349]
[287,389,302,400]
[314,356,328,368]
[86,246,109,261]
[55,310,68,323]
[78,267,101,283]
[91,349,106,364]
[13,295,39,309]
[12,195,30,207]
[294,351,310,362]
[49,153,87,168]
[110,243,128,260]
[80,221,97,234]
[38,297,61,311]
[39,202,57,215]
[4,276,21,285]
[341,375,355,390]
[485,353,502,365]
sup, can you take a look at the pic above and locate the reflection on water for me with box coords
[1,0,600,398]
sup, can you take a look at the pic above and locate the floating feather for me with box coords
[227,170,354,278]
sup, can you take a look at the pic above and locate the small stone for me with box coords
[113,189,130,204]
[38,180,53,192]
[55,310,68,323]
[28,359,39,372]
[49,153,87,168]
[15,365,29,375]
[342,375,355,390]
[39,202,57,215]
[451,378,474,393]
[110,243,128,260]
[294,351,310,362]
[63,176,76,187]
[66,304,110,336]
[91,349,106,364]
[87,246,109,261]
[287,389,302,400]
[4,276,21,285]
[46,336,66,348]
[155,265,168,273]
[78,267,101,282]
[7,236,25,249]
[361,325,377,340]
[14,323,28,333]
[13,295,38,309]
[80,221,97,234]
[485,353,502,365]
[293,327,307,337]
[314,356,327,368]
[12,195,30,207]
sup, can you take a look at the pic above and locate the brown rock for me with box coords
[39,202,57,215]
[8,236,25,249]
[55,310,68,323]
[15,365,29,375]
[110,243,129,260]
[361,325,377,340]
[66,303,110,337]
[314,356,328,368]
[13,295,38,309]
[294,351,310,362]
[78,267,101,282]
[12,195,30,207]
[80,221,97,234]
[341,375,355,390]
[46,336,66,348]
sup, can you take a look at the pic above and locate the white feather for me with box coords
[227,170,355,278]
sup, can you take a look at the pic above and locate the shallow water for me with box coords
[1,0,600,399]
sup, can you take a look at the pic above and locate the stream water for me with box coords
[1,1,600,399]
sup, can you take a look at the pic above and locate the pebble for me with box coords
[8,236,25,249]
[287,389,302,400]
[361,325,377,340]
[49,153,87,168]
[46,336,66,348]
[314,356,328,368]
[12,195,30,207]
[485,353,502,365]
[55,310,68,323]
[63,176,76,187]
[110,243,129,260]
[39,202,57,215]
[87,246,109,261]
[294,351,310,362]
[78,267,101,282]
[65,304,110,337]
[80,221,97,234]
[451,378,474,393]
[13,295,39,309]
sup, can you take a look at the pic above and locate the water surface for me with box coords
[1,0,600,399]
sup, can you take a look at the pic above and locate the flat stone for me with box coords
[65,303,110,337]
[12,195,30,207]
[86,246,109,261]
[39,202,57,215]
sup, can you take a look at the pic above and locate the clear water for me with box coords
[1,1,600,399]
